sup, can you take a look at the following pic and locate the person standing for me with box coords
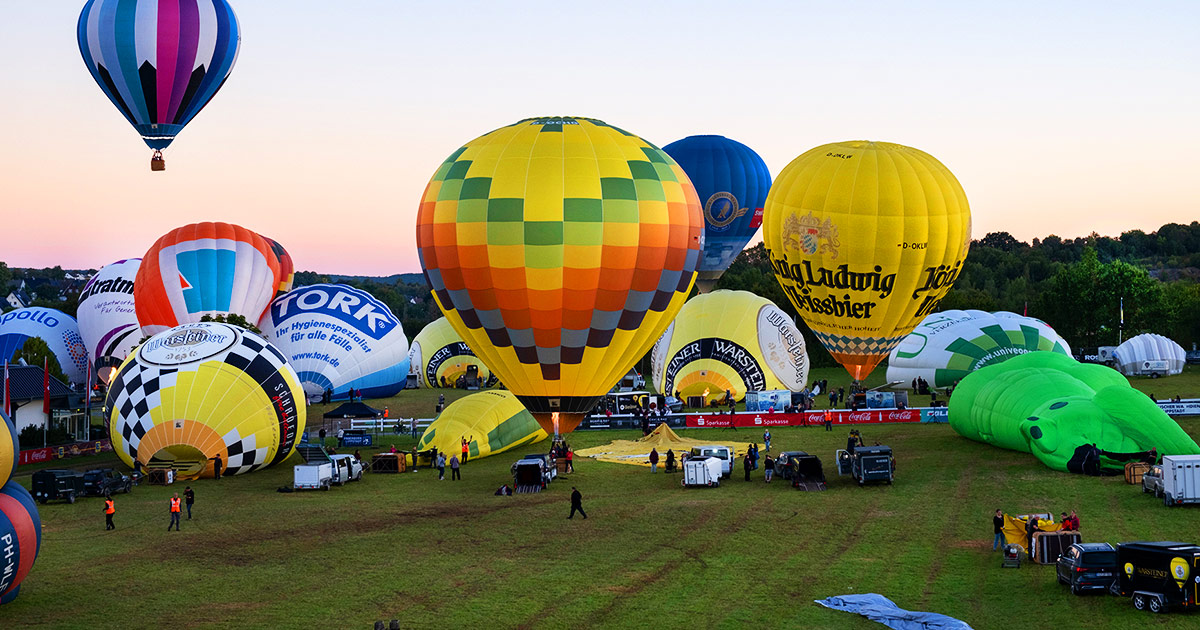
[763,429,771,453]
[751,444,759,470]
[828,389,837,409]
[649,448,659,473]
[103,494,115,530]
[824,408,833,431]
[449,454,460,480]
[1025,515,1040,559]
[437,452,446,480]
[1069,510,1081,531]
[168,493,182,531]
[184,486,195,520]
[665,449,675,473]
[992,509,1005,551]
[410,417,419,439]
[461,436,471,464]
[213,455,222,480]
[764,455,774,483]
[565,448,574,473]
[568,486,587,519]
[743,453,752,481]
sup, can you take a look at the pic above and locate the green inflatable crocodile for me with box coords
[948,352,1200,473]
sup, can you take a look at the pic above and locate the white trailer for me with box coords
[294,462,333,491]
[1160,454,1200,506]
[682,456,723,488]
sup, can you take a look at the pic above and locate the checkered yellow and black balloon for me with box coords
[416,117,703,430]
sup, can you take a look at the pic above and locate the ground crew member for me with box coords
[104,494,115,530]
[184,486,195,520]
[169,493,182,531]
[824,408,833,431]
[461,436,471,464]
[213,455,223,480]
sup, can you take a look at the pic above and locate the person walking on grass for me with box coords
[168,493,182,531]
[184,486,195,520]
[649,448,659,473]
[992,509,1005,551]
[568,486,587,519]
[764,455,774,483]
[450,454,461,480]
[743,453,752,481]
[103,494,115,530]
[763,429,771,453]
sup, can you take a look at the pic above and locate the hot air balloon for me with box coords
[77,0,241,170]
[77,259,142,384]
[416,116,703,435]
[887,310,1071,389]
[763,141,971,381]
[651,290,808,405]
[0,308,89,385]
[1,411,16,487]
[259,284,410,401]
[417,390,548,461]
[265,237,295,296]
[106,322,305,477]
[662,135,772,293]
[409,317,490,388]
[1112,333,1186,377]
[135,222,281,337]
[0,481,42,605]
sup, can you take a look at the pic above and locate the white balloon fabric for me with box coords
[259,284,410,400]
[886,310,1071,389]
[0,307,89,385]
[77,259,142,384]
[1112,333,1185,376]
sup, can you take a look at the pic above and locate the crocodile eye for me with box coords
[1029,426,1043,440]
[1027,416,1038,422]
[1049,402,1068,410]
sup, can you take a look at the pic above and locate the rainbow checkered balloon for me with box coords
[416,117,703,433]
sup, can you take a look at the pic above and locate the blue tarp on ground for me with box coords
[815,594,973,630]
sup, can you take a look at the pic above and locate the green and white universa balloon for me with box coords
[887,310,1070,389]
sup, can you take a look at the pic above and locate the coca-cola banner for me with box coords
[19,439,113,465]
[685,408,925,428]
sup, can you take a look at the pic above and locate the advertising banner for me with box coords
[685,408,925,428]
[19,439,112,465]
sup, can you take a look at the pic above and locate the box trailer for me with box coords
[1114,541,1200,613]
[293,462,333,491]
[1160,454,1200,506]
[682,456,722,488]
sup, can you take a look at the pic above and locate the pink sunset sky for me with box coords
[1,1,1196,276]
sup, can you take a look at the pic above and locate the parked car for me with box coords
[30,469,86,504]
[329,454,363,484]
[82,468,132,496]
[690,445,733,478]
[1114,541,1200,613]
[1056,542,1118,595]
[1142,465,1164,498]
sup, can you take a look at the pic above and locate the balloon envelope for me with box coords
[1,411,16,487]
[417,390,547,461]
[265,238,295,296]
[416,117,703,433]
[763,141,971,381]
[409,317,490,388]
[651,290,808,404]
[259,284,410,400]
[0,308,89,385]
[0,481,41,605]
[662,135,771,292]
[77,0,241,150]
[887,310,1071,389]
[106,322,305,476]
[1112,333,1186,376]
[135,222,281,336]
[77,259,143,383]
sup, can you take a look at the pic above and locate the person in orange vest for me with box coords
[824,408,833,432]
[168,493,182,531]
[103,493,116,530]
[461,436,471,464]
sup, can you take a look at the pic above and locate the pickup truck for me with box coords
[329,454,364,485]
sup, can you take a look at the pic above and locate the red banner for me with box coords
[685,409,923,428]
[19,439,113,465]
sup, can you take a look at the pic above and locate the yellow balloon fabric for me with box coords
[417,390,548,461]
[409,317,490,388]
[763,141,971,381]
[106,323,307,477]
[416,117,703,433]
[650,290,809,404]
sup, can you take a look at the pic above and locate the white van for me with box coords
[690,445,733,478]
[330,454,364,485]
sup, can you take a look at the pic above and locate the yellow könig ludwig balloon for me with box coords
[763,141,971,381]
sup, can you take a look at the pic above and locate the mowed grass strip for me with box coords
[4,412,1199,629]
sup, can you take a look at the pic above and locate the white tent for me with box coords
[1112,333,1186,376]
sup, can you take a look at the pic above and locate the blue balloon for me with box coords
[663,135,772,292]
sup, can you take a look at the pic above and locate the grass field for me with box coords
[3,395,1199,629]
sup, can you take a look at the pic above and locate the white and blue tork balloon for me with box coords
[259,284,410,401]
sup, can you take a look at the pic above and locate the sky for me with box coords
[1,1,1197,276]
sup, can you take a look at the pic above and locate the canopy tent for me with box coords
[322,402,383,419]
[575,424,748,467]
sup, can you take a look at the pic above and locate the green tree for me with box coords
[9,336,67,383]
